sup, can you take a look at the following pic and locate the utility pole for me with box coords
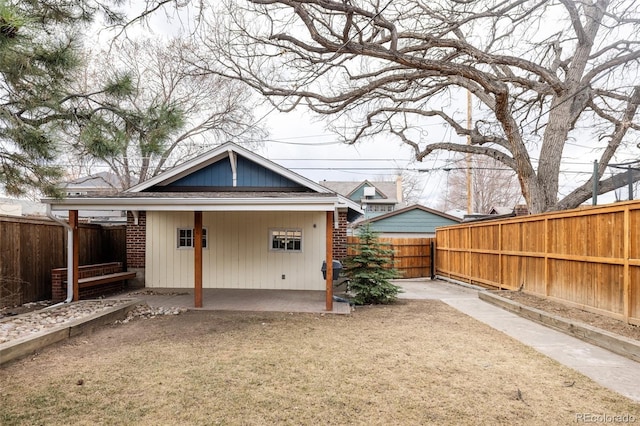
[592,160,598,206]
[466,90,473,214]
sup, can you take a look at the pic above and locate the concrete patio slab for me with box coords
[118,288,351,315]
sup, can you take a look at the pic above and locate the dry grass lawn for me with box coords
[1,300,639,425]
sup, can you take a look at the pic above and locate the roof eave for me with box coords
[43,196,345,212]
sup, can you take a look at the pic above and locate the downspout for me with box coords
[46,204,74,307]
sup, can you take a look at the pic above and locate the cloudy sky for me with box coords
[99,2,632,209]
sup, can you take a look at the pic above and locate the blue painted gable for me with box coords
[236,156,301,188]
[157,155,305,190]
[169,159,232,187]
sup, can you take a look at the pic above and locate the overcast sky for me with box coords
[88,2,632,209]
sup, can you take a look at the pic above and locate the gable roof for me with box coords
[44,142,362,217]
[63,172,120,194]
[125,142,332,194]
[488,206,514,215]
[320,180,399,203]
[355,204,461,229]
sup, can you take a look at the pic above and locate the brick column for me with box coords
[51,269,65,302]
[332,210,348,260]
[126,211,146,288]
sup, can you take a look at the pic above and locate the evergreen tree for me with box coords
[343,223,402,305]
[0,0,127,197]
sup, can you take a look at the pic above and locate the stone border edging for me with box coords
[0,299,142,366]
[479,291,640,363]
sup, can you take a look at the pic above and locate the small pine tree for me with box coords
[343,223,402,305]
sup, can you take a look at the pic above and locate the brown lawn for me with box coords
[1,300,639,425]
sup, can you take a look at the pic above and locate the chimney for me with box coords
[514,204,529,216]
[396,175,403,203]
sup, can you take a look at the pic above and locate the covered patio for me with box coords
[113,288,352,314]
[43,143,362,313]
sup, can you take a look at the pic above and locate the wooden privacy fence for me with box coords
[435,200,640,325]
[0,215,126,306]
[346,236,434,278]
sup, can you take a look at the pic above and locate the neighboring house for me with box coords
[320,177,404,219]
[63,171,120,196]
[445,209,467,220]
[44,142,362,309]
[0,197,47,217]
[460,204,529,223]
[60,172,125,224]
[488,206,513,215]
[353,204,461,238]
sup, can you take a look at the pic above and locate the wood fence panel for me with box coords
[631,267,640,321]
[347,236,434,278]
[435,200,640,325]
[0,216,126,306]
[630,209,640,259]
[501,255,545,294]
[471,253,500,286]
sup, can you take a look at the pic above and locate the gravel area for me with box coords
[0,300,186,345]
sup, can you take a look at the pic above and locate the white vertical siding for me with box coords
[145,210,327,290]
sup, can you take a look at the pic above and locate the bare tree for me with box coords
[400,171,423,205]
[71,36,266,189]
[181,0,640,213]
[438,157,523,214]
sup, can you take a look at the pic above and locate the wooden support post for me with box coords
[544,217,549,297]
[69,210,80,301]
[194,211,203,308]
[326,211,334,311]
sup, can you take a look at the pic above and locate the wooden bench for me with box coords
[52,262,135,301]
[78,271,137,289]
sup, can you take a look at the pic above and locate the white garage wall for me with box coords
[145,210,327,290]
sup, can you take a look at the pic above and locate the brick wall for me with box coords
[51,262,125,301]
[126,211,146,268]
[333,210,348,260]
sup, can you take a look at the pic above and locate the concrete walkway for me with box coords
[396,278,640,402]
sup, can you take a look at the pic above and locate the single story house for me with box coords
[44,142,362,310]
[353,204,461,238]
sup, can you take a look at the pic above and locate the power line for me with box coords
[234,0,395,142]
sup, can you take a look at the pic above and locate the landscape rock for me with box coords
[0,300,187,345]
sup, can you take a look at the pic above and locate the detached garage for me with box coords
[45,142,361,310]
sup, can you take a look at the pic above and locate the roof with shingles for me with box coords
[45,143,363,219]
[319,180,399,203]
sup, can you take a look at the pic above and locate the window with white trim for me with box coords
[177,228,208,249]
[269,228,302,252]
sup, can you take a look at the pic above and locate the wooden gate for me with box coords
[346,237,434,278]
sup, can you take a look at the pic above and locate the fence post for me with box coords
[544,217,549,297]
[624,206,630,322]
[430,240,435,279]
